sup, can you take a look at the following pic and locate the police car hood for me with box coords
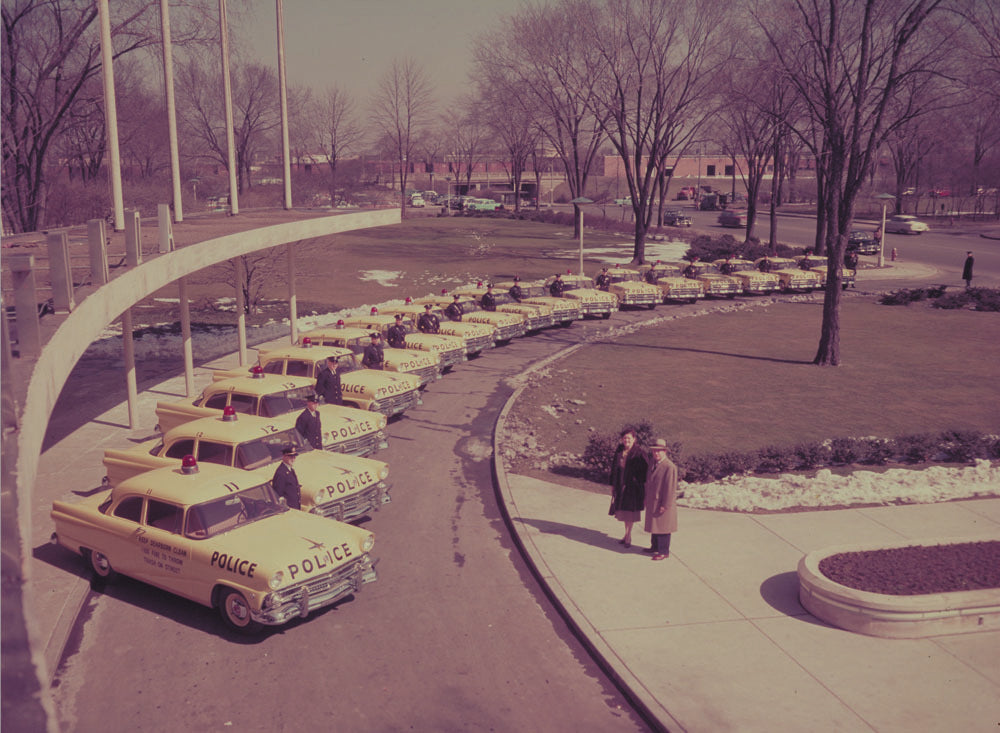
[404,333,462,350]
[317,405,385,430]
[563,287,617,302]
[382,347,437,370]
[201,509,372,583]
[342,370,420,397]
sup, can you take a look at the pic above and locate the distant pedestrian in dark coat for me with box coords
[361,332,385,369]
[963,251,974,288]
[643,439,678,561]
[316,355,343,406]
[272,446,302,509]
[608,429,647,548]
[294,394,323,449]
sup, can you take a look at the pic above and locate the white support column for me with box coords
[219,0,239,215]
[276,0,292,210]
[159,0,183,222]
[178,277,194,396]
[46,230,75,313]
[122,308,139,428]
[287,244,298,345]
[9,255,41,356]
[234,257,248,365]
[87,218,110,285]
[125,210,142,267]
[158,204,175,253]
[97,0,124,231]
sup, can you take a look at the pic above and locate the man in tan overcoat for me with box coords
[643,439,678,561]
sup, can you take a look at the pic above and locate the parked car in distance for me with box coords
[465,198,501,212]
[614,196,632,206]
[717,209,746,228]
[408,194,425,208]
[675,186,697,201]
[885,214,929,234]
[847,230,879,255]
[663,210,692,227]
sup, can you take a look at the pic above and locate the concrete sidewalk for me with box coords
[499,473,1000,732]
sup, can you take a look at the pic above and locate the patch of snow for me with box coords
[359,270,402,287]
[679,459,1000,512]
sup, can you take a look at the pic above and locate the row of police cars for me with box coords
[49,261,840,634]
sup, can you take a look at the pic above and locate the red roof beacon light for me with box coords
[181,455,199,474]
[222,406,238,422]
[250,365,264,378]
[301,337,313,347]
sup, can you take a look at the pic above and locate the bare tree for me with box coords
[754,0,956,366]
[317,85,363,204]
[475,0,607,237]
[585,0,730,263]
[1,0,215,232]
[176,54,281,192]
[370,57,434,213]
[477,86,538,212]
[442,95,489,194]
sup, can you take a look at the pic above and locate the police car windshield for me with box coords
[259,386,314,417]
[460,301,483,312]
[492,293,516,305]
[337,355,360,373]
[185,482,285,539]
[236,428,310,471]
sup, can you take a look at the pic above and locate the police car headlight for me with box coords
[378,466,389,481]
[369,400,382,412]
[377,415,388,429]
[362,534,375,553]
[269,571,284,590]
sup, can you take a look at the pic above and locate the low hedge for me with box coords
[583,425,1000,484]
[880,286,999,311]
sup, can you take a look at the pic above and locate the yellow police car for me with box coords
[637,261,704,303]
[794,254,855,290]
[50,462,377,633]
[103,411,392,522]
[415,292,527,341]
[544,274,618,318]
[755,256,823,292]
[342,310,467,371]
[602,265,662,309]
[300,326,442,387]
[155,372,388,456]
[712,258,782,294]
[452,282,555,331]
[492,280,582,327]
[379,301,497,357]
[217,343,423,418]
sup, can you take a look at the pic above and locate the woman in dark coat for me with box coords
[609,429,647,548]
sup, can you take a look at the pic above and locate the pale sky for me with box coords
[239,0,529,106]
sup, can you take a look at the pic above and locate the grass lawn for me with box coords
[508,298,1000,463]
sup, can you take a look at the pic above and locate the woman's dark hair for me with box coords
[620,428,638,440]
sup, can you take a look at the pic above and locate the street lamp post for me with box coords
[445,175,453,216]
[874,193,895,268]
[570,196,593,276]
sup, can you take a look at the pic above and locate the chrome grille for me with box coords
[260,556,377,625]
[313,482,391,522]
[326,430,385,457]
[378,389,420,416]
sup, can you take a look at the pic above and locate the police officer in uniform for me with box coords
[595,267,611,290]
[549,273,565,297]
[272,446,302,509]
[418,303,440,333]
[387,314,408,348]
[444,293,464,321]
[361,331,385,369]
[643,265,659,284]
[481,284,496,311]
[508,276,523,301]
[757,257,772,274]
[316,355,342,406]
[295,394,323,449]
[720,257,736,275]
[683,257,699,278]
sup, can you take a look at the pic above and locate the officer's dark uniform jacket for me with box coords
[361,340,385,369]
[444,301,463,321]
[595,272,611,290]
[316,364,342,405]
[509,284,523,301]
[272,462,301,510]
[417,311,440,333]
[549,278,564,297]
[481,292,496,311]
[387,323,407,348]
[295,407,323,450]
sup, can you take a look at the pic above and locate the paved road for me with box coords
[47,320,651,732]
